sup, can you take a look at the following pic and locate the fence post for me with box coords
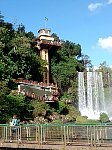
[66,125,69,143]
[94,126,96,147]
[90,126,93,146]
[87,126,89,144]
[4,126,7,141]
[38,125,40,145]
[40,125,43,145]
[20,125,22,141]
[63,125,66,147]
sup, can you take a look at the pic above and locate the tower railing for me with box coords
[36,39,62,47]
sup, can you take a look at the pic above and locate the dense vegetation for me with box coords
[0,13,110,124]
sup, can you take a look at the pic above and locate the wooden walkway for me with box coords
[1,124,112,149]
[1,140,112,150]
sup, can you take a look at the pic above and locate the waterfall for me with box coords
[105,72,112,120]
[98,72,105,111]
[87,72,93,114]
[78,72,86,111]
[78,71,106,119]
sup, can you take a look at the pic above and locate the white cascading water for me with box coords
[105,73,112,120]
[78,72,86,112]
[78,71,106,119]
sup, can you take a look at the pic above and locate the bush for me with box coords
[32,101,49,117]
[52,119,63,124]
[86,119,100,124]
[76,116,87,124]
[100,113,109,123]
[58,100,68,115]
[68,105,81,120]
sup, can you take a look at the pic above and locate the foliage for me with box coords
[100,113,109,123]
[86,119,100,124]
[63,114,75,123]
[5,94,25,119]
[76,116,87,124]
[0,91,33,123]
[0,13,89,123]
[97,61,112,88]
[52,119,63,124]
[52,33,60,41]
[31,100,50,117]
[51,40,83,99]
[80,54,93,70]
[59,40,81,57]
[0,21,43,81]
[58,100,68,115]
[0,81,10,123]
[76,116,101,124]
[67,105,80,120]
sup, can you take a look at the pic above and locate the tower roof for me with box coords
[37,28,54,41]
[35,28,61,48]
[38,28,51,37]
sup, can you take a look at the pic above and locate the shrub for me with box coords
[76,116,87,124]
[100,112,109,123]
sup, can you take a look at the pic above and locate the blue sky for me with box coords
[1,0,112,67]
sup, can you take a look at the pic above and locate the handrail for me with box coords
[0,123,112,126]
[0,124,112,148]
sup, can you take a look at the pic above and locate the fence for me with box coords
[0,124,112,147]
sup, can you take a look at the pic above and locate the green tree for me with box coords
[0,81,10,123]
[0,91,33,123]
[58,100,68,115]
[52,33,60,41]
[100,113,109,123]
[0,21,43,81]
[97,61,112,88]
[0,16,93,123]
[51,40,83,98]
[31,100,50,117]
[80,54,93,71]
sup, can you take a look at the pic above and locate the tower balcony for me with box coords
[36,39,61,48]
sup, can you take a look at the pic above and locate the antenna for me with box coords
[44,17,48,29]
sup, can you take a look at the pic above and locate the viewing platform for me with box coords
[35,28,61,49]
[15,79,59,102]
[35,39,62,47]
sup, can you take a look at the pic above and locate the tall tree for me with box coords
[51,40,83,101]
[80,54,93,71]
[97,61,112,88]
[0,81,10,123]
[0,22,44,81]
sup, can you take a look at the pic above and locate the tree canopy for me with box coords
[0,13,93,123]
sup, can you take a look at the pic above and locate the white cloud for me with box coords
[107,0,112,4]
[98,36,112,50]
[88,3,103,11]
[88,0,112,12]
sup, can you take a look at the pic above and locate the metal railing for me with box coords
[1,124,112,147]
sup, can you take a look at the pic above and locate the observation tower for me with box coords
[17,27,61,102]
[35,28,61,83]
